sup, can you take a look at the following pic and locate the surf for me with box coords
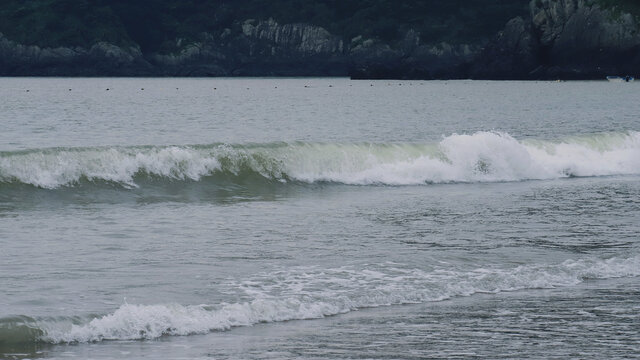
[1,131,639,189]
[1,253,639,347]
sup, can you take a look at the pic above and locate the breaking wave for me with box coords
[1,254,639,345]
[1,131,639,189]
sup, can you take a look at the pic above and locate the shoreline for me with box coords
[0,75,632,81]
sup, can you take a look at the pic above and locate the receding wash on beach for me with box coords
[1,1,640,359]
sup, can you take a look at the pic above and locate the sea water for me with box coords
[0,78,639,359]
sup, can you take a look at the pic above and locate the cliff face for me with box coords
[529,0,640,77]
[143,20,349,76]
[533,0,640,51]
[471,17,540,79]
[349,30,478,79]
[241,19,344,55]
[1,0,639,78]
[0,34,151,76]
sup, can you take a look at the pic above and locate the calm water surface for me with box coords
[1,78,639,359]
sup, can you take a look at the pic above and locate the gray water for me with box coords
[1,78,639,359]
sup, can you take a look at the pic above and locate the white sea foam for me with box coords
[1,131,639,188]
[39,254,640,344]
[0,146,221,188]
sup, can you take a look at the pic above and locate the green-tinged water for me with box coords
[1,78,639,359]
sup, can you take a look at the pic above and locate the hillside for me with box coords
[0,1,529,49]
[0,0,639,78]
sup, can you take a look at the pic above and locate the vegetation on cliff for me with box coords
[1,0,639,78]
[0,0,530,52]
[594,0,640,18]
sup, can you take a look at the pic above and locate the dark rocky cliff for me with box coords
[529,0,640,78]
[1,0,638,79]
[0,36,152,76]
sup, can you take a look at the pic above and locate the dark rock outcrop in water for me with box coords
[0,0,639,79]
[528,0,640,78]
[474,0,640,79]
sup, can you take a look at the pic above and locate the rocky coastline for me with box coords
[1,0,638,79]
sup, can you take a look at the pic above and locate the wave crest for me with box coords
[1,131,639,189]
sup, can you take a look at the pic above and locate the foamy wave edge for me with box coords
[1,131,639,188]
[2,254,636,344]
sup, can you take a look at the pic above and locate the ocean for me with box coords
[1,78,639,359]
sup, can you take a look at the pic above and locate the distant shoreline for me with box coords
[0,75,629,81]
